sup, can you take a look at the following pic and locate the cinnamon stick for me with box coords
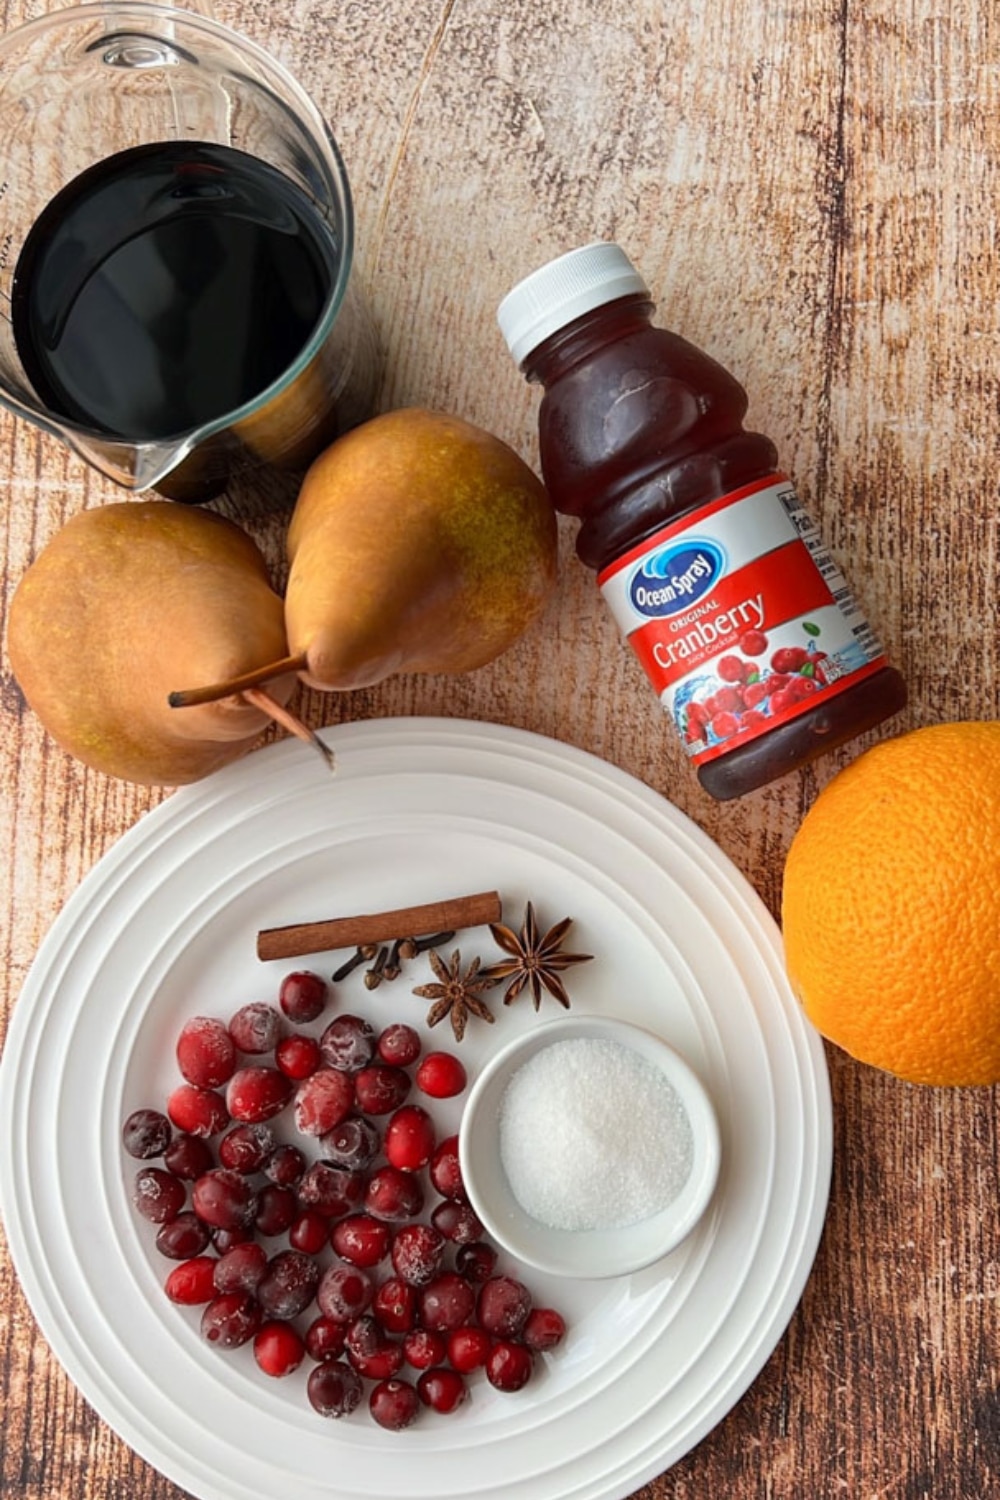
[256,891,503,963]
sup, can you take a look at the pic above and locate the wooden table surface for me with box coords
[1,0,997,1496]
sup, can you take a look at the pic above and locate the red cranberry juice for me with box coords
[11,141,338,441]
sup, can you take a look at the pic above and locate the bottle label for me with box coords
[597,474,888,766]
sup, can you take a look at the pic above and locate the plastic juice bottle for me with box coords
[497,242,907,800]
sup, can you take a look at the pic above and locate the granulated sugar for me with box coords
[498,1035,694,1231]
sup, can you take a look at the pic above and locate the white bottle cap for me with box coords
[497,242,650,367]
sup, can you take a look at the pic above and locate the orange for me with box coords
[781,722,1000,1086]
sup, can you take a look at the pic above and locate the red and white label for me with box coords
[597,474,888,765]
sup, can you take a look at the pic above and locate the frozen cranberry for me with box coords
[167,1083,229,1138]
[319,1115,381,1171]
[297,1161,364,1218]
[122,1108,172,1159]
[164,1256,217,1305]
[372,1277,417,1334]
[455,1241,497,1283]
[419,1272,476,1332]
[415,1050,467,1098]
[290,1210,330,1255]
[390,1222,446,1286]
[365,1165,424,1223]
[319,1014,376,1072]
[477,1276,532,1338]
[770,645,810,674]
[345,1315,404,1380]
[163,1132,214,1181]
[218,1122,275,1174]
[717,653,749,683]
[305,1315,347,1361]
[226,1066,292,1123]
[417,1366,467,1414]
[211,1225,254,1255]
[402,1328,447,1370]
[294,1068,355,1136]
[275,1033,321,1080]
[155,1210,210,1260]
[317,1263,374,1321]
[331,1213,391,1268]
[369,1377,420,1431]
[522,1307,567,1352]
[256,1249,320,1319]
[307,1359,363,1418]
[278,970,328,1024]
[176,1016,237,1088]
[192,1168,259,1232]
[376,1023,421,1068]
[486,1340,534,1392]
[384,1105,435,1171]
[132,1166,186,1224]
[354,1063,411,1115]
[431,1200,484,1244]
[428,1136,466,1201]
[255,1184,298,1237]
[229,1001,284,1054]
[263,1143,306,1187]
[213,1241,268,1295]
[201,1291,262,1349]
[446,1325,491,1373]
[254,1319,305,1377]
[740,629,768,656]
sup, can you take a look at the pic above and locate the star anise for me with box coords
[481,902,593,1010]
[412,949,498,1042]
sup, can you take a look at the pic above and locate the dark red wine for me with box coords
[11,140,339,441]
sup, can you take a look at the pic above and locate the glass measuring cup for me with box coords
[0,3,380,502]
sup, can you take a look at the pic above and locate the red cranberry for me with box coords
[211,1225,254,1255]
[486,1339,534,1392]
[164,1256,217,1305]
[218,1122,275,1174]
[278,970,328,1024]
[155,1210,210,1260]
[163,1132,214,1181]
[455,1241,498,1283]
[446,1325,491,1373]
[305,1315,347,1361]
[431,1200,484,1244]
[192,1168,258,1232]
[294,1068,355,1136]
[419,1272,476,1332]
[415,1051,467,1099]
[522,1307,567,1352]
[384,1104,436,1172]
[331,1214,391,1268]
[263,1143,306,1187]
[255,1184,298,1237]
[390,1222,446,1286]
[365,1165,425,1223]
[201,1291,262,1349]
[175,1016,237,1089]
[319,1115,381,1171]
[417,1366,468,1414]
[122,1108,172,1159]
[228,1001,284,1054]
[319,1014,376,1072]
[289,1210,329,1255]
[132,1166,186,1224]
[254,1319,305,1377]
[402,1328,447,1370]
[307,1359,363,1418]
[353,1064,411,1115]
[372,1277,417,1334]
[317,1263,374,1321]
[297,1161,364,1218]
[256,1250,320,1319]
[428,1135,466,1201]
[477,1276,531,1338]
[275,1033,321,1080]
[345,1315,404,1380]
[213,1241,268,1295]
[376,1023,421,1068]
[226,1066,292,1123]
[167,1083,229,1139]
[369,1377,420,1431]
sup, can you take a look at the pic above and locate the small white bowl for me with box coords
[459,1014,721,1280]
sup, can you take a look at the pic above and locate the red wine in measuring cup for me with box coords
[11,140,340,442]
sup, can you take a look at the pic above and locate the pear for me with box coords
[8,501,301,786]
[170,408,558,710]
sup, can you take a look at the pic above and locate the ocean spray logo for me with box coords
[628,539,726,617]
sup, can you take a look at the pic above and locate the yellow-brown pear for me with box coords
[8,501,296,785]
[284,408,558,689]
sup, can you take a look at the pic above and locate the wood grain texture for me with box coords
[2,0,999,1496]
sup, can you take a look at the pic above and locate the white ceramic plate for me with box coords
[0,717,832,1500]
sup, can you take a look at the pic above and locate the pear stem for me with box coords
[167,652,309,708]
[242,688,336,772]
